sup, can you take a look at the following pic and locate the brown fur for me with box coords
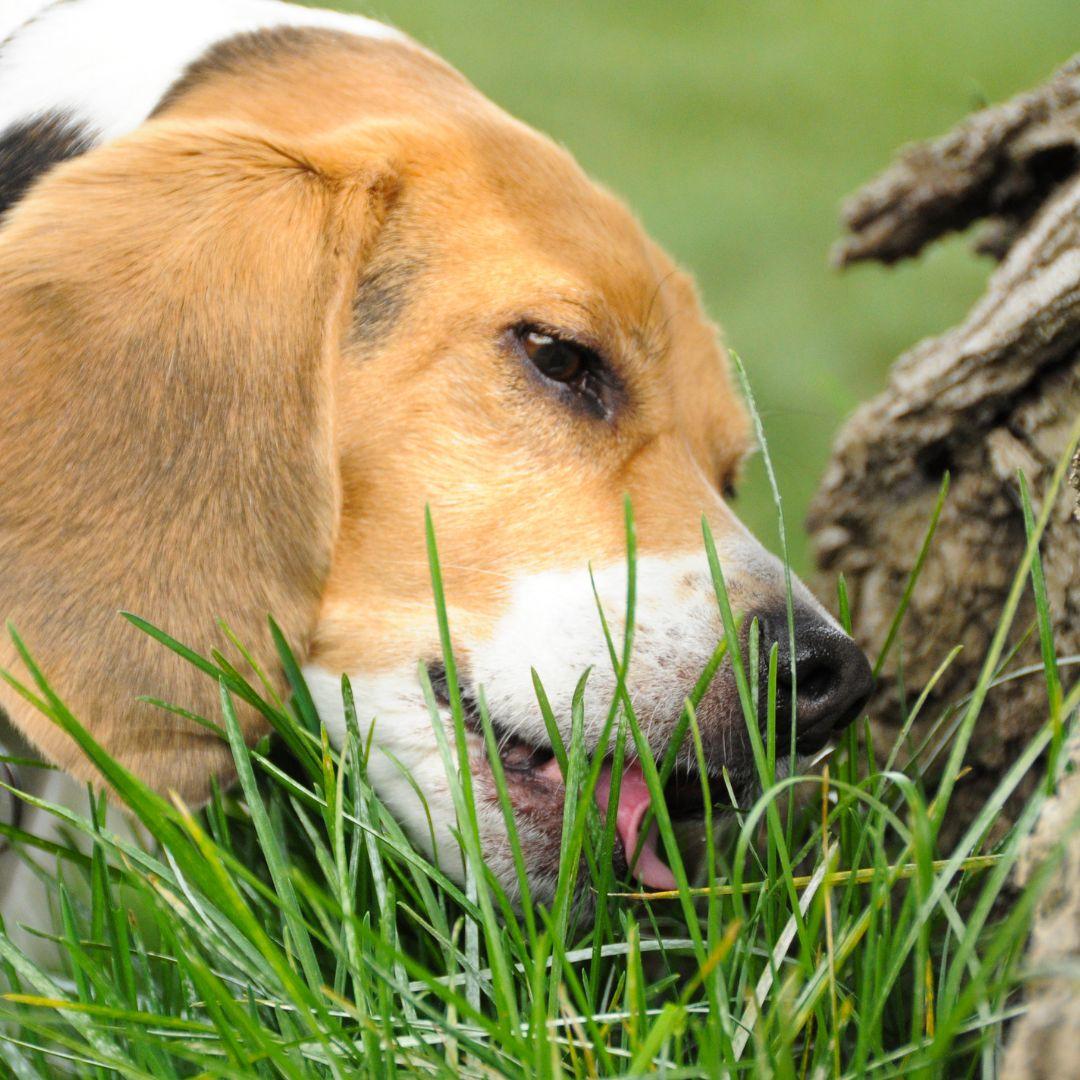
[0,30,750,801]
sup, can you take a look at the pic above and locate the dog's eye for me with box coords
[722,477,738,502]
[514,324,616,418]
[520,329,589,384]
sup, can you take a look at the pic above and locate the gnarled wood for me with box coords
[1072,447,1080,519]
[1000,730,1080,1080]
[833,56,1080,266]
[811,169,1079,835]
[810,59,1080,1075]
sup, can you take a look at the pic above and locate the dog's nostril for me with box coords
[753,607,873,750]
[794,659,833,704]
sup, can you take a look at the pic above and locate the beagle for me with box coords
[0,0,872,923]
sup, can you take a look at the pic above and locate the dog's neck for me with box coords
[0,0,400,151]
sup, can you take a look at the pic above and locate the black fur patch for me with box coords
[0,111,98,219]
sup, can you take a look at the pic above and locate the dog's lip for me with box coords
[427,664,560,780]
[467,707,560,778]
[426,665,726,814]
[424,663,740,890]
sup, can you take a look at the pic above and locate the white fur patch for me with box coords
[470,542,830,757]
[0,0,405,144]
[304,666,487,879]
[470,552,726,753]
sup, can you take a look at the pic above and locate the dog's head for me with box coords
[0,28,871,899]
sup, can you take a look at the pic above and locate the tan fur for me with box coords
[0,30,750,800]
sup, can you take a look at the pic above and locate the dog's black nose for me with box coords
[753,607,873,752]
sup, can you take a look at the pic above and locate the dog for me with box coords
[0,0,872,927]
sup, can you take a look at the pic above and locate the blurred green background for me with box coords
[331,0,1076,572]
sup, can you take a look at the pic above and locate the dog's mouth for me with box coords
[426,664,724,891]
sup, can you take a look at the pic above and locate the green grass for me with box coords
[1,395,1077,1078]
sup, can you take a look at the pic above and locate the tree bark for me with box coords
[808,59,1080,1074]
[1000,425,1080,1080]
[1072,447,1080,519]
[1000,727,1080,1079]
[831,56,1080,267]
[808,58,1080,839]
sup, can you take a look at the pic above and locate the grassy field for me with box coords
[331,0,1077,569]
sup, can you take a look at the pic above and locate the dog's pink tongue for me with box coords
[594,760,677,891]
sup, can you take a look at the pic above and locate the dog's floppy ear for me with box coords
[0,120,395,802]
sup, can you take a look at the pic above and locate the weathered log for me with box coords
[1000,731,1080,1079]
[1001,414,1080,1080]
[1072,447,1080,519]
[832,56,1080,267]
[811,60,1080,1075]
[809,61,1080,840]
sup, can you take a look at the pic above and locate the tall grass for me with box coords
[1,410,1077,1077]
